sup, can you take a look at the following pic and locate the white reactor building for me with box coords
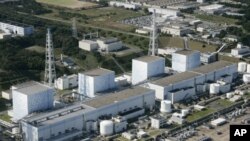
[12,81,54,121]
[21,86,155,141]
[172,50,200,72]
[78,68,116,98]
[132,56,165,85]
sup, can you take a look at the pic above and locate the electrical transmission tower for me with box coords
[148,9,158,56]
[44,28,56,87]
[72,17,78,39]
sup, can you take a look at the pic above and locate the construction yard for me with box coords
[36,0,99,9]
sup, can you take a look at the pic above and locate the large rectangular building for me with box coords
[132,56,165,85]
[21,86,155,141]
[172,50,201,72]
[78,68,116,98]
[12,81,54,121]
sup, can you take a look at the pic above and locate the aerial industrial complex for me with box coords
[0,0,250,141]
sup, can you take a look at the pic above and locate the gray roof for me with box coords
[191,61,235,74]
[14,81,52,95]
[84,86,153,108]
[151,71,201,86]
[81,68,114,76]
[134,56,164,63]
[174,50,199,55]
[23,103,94,127]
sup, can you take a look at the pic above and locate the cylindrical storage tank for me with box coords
[160,100,172,113]
[100,120,114,136]
[181,109,189,117]
[226,92,234,99]
[247,64,250,73]
[209,83,220,94]
[238,62,247,72]
[243,74,250,84]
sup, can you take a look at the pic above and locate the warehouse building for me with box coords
[21,86,155,141]
[12,81,54,121]
[172,50,201,72]
[54,74,78,90]
[78,68,116,98]
[132,56,165,85]
[147,61,237,103]
[0,20,34,36]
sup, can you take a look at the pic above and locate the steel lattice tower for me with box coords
[148,10,158,56]
[44,28,56,87]
[72,17,78,39]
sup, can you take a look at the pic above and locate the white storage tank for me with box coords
[160,100,172,113]
[243,74,250,84]
[181,109,189,117]
[226,92,234,99]
[209,83,220,94]
[238,62,247,72]
[100,120,114,136]
[247,64,250,73]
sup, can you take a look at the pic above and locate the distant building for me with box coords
[55,74,78,90]
[132,56,165,85]
[148,7,180,17]
[109,1,141,10]
[12,81,54,121]
[79,37,123,52]
[0,20,34,36]
[172,50,201,72]
[96,37,123,52]
[79,39,98,51]
[161,24,192,36]
[199,4,225,14]
[78,68,116,98]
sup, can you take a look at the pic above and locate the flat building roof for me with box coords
[151,71,201,87]
[191,61,235,74]
[84,86,153,108]
[174,49,199,55]
[80,68,114,76]
[134,56,164,63]
[14,81,52,95]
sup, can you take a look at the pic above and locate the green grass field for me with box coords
[186,108,215,122]
[194,14,239,25]
[36,0,99,9]
[159,36,219,53]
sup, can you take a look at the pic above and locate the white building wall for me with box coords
[132,60,147,85]
[147,59,165,78]
[171,88,195,103]
[187,52,200,70]
[28,89,54,114]
[172,53,187,72]
[13,91,28,121]
[78,72,115,98]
